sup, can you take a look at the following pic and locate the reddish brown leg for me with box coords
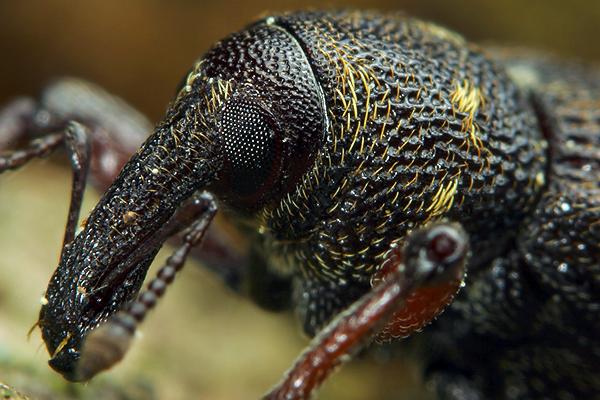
[264,223,469,400]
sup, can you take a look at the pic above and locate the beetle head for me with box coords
[194,20,327,211]
[39,19,327,380]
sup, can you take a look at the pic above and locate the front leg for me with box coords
[265,222,469,400]
[0,120,91,249]
[0,79,150,264]
[0,78,151,190]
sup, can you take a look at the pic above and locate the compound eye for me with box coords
[219,97,282,202]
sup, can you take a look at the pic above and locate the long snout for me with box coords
[39,97,223,376]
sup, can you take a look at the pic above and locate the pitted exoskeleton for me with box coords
[0,11,598,400]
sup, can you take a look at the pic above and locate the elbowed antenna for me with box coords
[75,192,217,381]
[39,81,225,380]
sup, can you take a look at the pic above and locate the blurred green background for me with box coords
[0,1,598,399]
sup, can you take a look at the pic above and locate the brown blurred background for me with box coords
[1,0,599,119]
[0,1,598,400]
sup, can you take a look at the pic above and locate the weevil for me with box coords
[0,10,598,400]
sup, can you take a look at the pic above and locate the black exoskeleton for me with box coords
[0,10,598,400]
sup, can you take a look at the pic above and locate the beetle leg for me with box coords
[0,79,151,190]
[72,191,217,381]
[60,122,91,246]
[0,130,65,172]
[0,97,37,149]
[0,118,91,248]
[0,81,146,246]
[264,222,469,400]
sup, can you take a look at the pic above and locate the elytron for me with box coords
[0,10,598,400]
